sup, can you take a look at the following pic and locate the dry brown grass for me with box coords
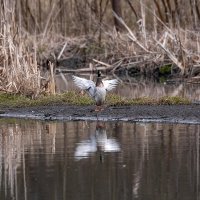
[14,0,200,35]
[0,1,41,97]
[0,0,200,96]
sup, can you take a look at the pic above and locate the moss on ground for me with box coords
[0,91,191,108]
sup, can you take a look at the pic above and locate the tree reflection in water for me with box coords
[0,120,199,200]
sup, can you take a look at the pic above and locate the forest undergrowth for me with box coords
[0,0,200,96]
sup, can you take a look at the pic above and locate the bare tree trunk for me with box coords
[111,0,122,31]
[173,0,181,27]
[126,0,138,20]
[161,0,169,23]
[191,0,200,29]
[189,0,196,28]
[98,0,103,45]
[140,0,147,47]
[153,0,164,23]
[194,0,200,21]
[165,0,173,27]
[39,0,42,31]
[59,0,64,34]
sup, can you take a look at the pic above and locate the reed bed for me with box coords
[0,0,200,96]
[0,0,41,97]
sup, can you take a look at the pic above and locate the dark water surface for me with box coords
[0,119,199,200]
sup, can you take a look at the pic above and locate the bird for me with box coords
[74,122,120,161]
[72,71,119,111]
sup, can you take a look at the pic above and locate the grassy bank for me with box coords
[0,92,190,108]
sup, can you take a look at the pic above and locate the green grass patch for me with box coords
[0,91,191,108]
[157,96,190,105]
[0,93,31,107]
[159,64,172,75]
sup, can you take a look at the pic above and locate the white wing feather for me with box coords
[102,79,119,91]
[72,75,96,97]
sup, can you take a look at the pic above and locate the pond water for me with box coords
[55,73,200,101]
[0,119,199,200]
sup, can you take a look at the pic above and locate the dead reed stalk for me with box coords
[0,0,43,97]
[1,0,200,97]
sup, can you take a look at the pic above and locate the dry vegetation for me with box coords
[0,0,200,96]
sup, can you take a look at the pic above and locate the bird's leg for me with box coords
[95,105,101,112]
[95,105,106,112]
[95,101,106,111]
[100,104,108,111]
[100,106,105,111]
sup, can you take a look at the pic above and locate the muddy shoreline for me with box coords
[0,104,200,124]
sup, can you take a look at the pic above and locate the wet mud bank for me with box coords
[0,104,200,124]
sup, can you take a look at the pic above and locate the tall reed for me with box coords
[0,0,42,96]
[0,0,200,96]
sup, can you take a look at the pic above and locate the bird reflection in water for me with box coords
[74,122,120,161]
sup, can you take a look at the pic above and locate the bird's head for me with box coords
[97,70,101,77]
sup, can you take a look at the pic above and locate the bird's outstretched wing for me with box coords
[102,79,119,91]
[72,75,96,97]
